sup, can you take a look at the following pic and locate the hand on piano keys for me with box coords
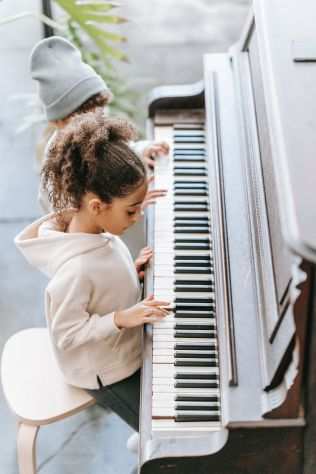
[141,176,168,211]
[142,140,170,168]
[114,294,171,329]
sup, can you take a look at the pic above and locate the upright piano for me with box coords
[140,1,316,472]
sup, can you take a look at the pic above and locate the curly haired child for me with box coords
[15,112,170,456]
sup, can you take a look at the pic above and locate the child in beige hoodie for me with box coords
[15,112,170,437]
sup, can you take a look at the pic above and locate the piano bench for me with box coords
[1,328,96,474]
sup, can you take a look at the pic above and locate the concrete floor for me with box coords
[0,0,249,473]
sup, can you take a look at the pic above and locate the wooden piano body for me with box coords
[140,0,316,472]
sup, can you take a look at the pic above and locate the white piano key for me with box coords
[153,364,218,375]
[153,335,216,343]
[152,407,220,417]
[152,401,220,410]
[172,143,205,150]
[153,327,216,335]
[154,276,214,287]
[153,341,217,350]
[154,249,213,257]
[153,348,218,357]
[153,319,216,329]
[152,384,220,395]
[173,130,205,137]
[155,233,211,241]
[152,376,219,385]
[154,291,215,299]
[153,355,218,364]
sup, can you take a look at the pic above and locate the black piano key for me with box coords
[175,332,216,339]
[174,244,210,250]
[175,344,216,351]
[174,171,207,177]
[174,261,212,265]
[174,312,215,319]
[175,395,219,402]
[175,405,219,411]
[174,259,213,264]
[174,158,206,163]
[173,147,205,152]
[174,208,208,213]
[174,185,208,191]
[175,269,212,274]
[174,222,210,227]
[174,254,211,260]
[174,238,210,243]
[174,191,208,196]
[175,382,219,389]
[175,414,220,422]
[174,185,208,190]
[174,179,207,184]
[175,360,218,367]
[174,279,213,285]
[174,215,209,220]
[176,372,218,380]
[173,147,205,153]
[174,138,205,144]
[175,352,216,359]
[175,287,213,293]
[175,324,215,330]
[174,202,209,207]
[175,298,214,303]
[174,220,210,225]
[175,304,215,312]
[174,167,207,172]
[174,265,212,270]
[174,268,214,275]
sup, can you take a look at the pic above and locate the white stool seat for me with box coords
[1,328,96,473]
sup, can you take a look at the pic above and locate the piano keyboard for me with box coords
[152,123,221,429]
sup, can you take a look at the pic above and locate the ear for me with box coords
[88,198,109,215]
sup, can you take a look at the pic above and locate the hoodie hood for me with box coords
[14,211,113,278]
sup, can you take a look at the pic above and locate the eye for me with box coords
[127,210,136,216]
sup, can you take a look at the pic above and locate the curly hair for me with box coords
[67,91,112,118]
[41,111,146,213]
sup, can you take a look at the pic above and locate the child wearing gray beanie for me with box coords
[30,36,169,215]
[30,36,112,121]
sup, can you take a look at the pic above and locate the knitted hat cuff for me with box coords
[45,75,109,121]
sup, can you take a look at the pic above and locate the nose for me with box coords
[133,208,143,223]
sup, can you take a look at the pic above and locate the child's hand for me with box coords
[142,141,169,168]
[114,294,171,329]
[135,246,153,280]
[141,176,168,211]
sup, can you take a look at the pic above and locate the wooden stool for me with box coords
[1,328,96,474]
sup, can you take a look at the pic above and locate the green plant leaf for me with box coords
[84,23,126,43]
[79,13,127,24]
[75,1,120,12]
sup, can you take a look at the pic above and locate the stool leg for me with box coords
[17,423,39,474]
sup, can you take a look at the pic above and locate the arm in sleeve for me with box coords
[129,140,151,158]
[46,267,121,352]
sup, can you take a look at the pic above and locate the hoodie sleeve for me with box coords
[129,140,151,159]
[46,264,121,352]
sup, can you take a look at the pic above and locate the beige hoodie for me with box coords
[15,212,142,389]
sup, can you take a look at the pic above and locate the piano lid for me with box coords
[247,0,316,263]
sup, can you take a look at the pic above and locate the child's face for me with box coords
[97,180,148,235]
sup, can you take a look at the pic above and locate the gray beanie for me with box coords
[30,36,111,120]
